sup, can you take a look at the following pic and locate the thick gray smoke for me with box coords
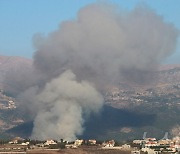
[33,4,178,86]
[171,125,180,137]
[4,3,178,140]
[31,70,103,140]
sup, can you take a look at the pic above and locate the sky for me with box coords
[0,0,180,63]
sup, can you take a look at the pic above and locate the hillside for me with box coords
[0,56,32,136]
[0,55,179,140]
[0,55,32,88]
[6,105,156,140]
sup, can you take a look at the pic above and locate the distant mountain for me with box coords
[158,65,180,84]
[0,55,32,88]
[160,64,180,71]
[0,56,32,137]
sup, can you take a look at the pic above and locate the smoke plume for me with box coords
[4,2,178,140]
[171,125,180,137]
[31,70,103,140]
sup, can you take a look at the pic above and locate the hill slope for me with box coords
[0,55,179,140]
[0,55,32,88]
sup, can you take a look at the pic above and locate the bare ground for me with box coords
[27,147,131,154]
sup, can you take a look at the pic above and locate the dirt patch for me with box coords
[27,147,131,154]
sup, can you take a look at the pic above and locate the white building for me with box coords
[122,144,131,149]
[141,147,158,154]
[102,140,115,147]
[74,139,83,146]
[21,142,29,145]
[44,140,57,146]
[133,140,144,144]
[88,139,96,145]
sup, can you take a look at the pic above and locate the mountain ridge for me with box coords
[0,55,32,88]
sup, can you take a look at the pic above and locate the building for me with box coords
[74,139,83,146]
[88,139,96,145]
[102,140,115,147]
[44,140,57,146]
[141,147,158,154]
[122,144,131,149]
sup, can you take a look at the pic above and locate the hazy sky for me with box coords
[0,0,180,63]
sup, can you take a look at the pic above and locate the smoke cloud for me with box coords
[171,125,180,137]
[33,3,178,86]
[4,2,178,140]
[31,70,103,140]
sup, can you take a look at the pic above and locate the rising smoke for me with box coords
[171,125,180,137]
[31,70,103,140]
[4,2,178,140]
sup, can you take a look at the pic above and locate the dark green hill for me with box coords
[6,105,156,140]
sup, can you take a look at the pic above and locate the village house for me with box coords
[133,140,144,145]
[44,140,57,146]
[122,144,131,149]
[141,147,158,154]
[158,139,171,145]
[88,139,96,145]
[8,137,24,144]
[74,139,83,146]
[21,142,29,146]
[102,140,115,147]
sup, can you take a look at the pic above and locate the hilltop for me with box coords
[0,55,32,88]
